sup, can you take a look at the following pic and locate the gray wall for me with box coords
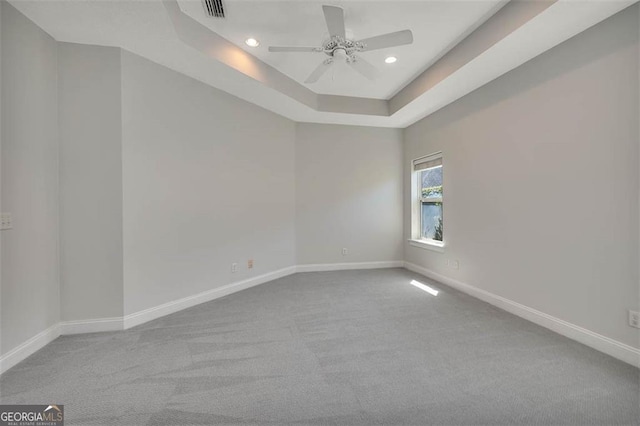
[404,5,640,349]
[1,2,59,356]
[58,43,124,322]
[120,51,296,315]
[295,123,404,265]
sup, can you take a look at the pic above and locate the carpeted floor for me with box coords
[0,268,638,425]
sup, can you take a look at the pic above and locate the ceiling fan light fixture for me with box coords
[245,38,260,47]
[268,5,413,83]
[333,48,348,60]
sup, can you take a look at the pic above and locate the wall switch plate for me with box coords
[0,213,12,230]
[342,248,348,256]
[231,263,238,273]
[247,259,253,269]
[628,310,640,329]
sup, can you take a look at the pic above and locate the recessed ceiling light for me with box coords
[245,38,260,48]
[385,56,397,64]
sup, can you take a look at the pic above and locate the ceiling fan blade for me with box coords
[357,29,413,51]
[322,5,346,39]
[305,59,334,84]
[348,56,378,81]
[268,46,321,53]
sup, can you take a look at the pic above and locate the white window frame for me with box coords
[409,152,444,253]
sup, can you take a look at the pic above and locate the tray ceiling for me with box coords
[178,0,504,99]
[7,0,637,127]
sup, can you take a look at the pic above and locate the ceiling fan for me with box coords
[268,5,413,84]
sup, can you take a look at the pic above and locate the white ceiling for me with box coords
[7,0,638,128]
[178,0,504,99]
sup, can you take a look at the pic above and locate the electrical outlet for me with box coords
[231,263,238,273]
[628,310,640,329]
[447,259,459,270]
[1,213,12,230]
[342,248,348,256]
[247,259,253,269]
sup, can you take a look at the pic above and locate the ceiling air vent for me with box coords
[202,0,225,18]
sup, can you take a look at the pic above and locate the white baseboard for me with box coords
[0,324,61,375]
[123,266,298,329]
[59,317,124,335]
[0,261,403,376]
[404,261,640,368]
[296,260,404,273]
[124,262,404,328]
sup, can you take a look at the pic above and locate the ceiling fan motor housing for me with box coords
[323,36,365,58]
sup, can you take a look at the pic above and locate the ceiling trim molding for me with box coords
[390,0,557,114]
[163,0,567,120]
[317,94,388,116]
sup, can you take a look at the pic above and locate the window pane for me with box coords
[420,166,442,199]
[421,202,443,241]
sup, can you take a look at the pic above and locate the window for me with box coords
[411,153,444,251]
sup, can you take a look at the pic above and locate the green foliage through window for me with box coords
[422,185,442,198]
[434,218,443,241]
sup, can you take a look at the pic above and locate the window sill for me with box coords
[408,239,445,253]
